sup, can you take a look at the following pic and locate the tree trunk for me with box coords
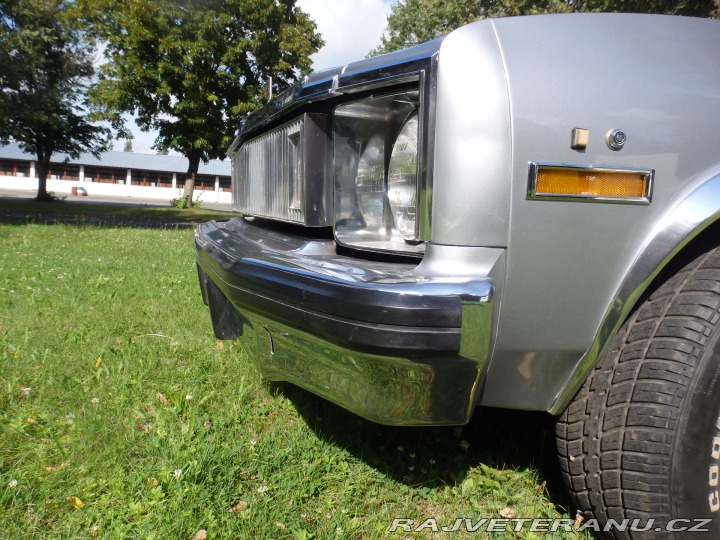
[181,152,202,208]
[36,152,52,201]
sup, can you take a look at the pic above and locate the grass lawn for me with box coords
[0,210,592,539]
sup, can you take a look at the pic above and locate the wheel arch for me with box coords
[549,170,720,415]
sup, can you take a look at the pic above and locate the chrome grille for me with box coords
[233,118,304,223]
[232,113,330,226]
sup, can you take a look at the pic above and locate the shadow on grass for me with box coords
[270,381,573,511]
[0,197,235,229]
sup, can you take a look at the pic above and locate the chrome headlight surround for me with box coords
[333,90,425,255]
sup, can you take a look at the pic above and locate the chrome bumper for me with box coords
[195,218,496,425]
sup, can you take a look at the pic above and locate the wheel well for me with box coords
[627,217,720,327]
[551,217,720,416]
[556,235,720,531]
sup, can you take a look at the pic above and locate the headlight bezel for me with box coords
[332,84,429,256]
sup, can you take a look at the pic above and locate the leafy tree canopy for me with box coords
[82,0,323,207]
[0,0,110,200]
[370,0,717,56]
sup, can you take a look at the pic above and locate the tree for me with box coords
[370,0,716,56]
[573,0,712,13]
[84,0,322,208]
[0,0,109,201]
[369,0,575,55]
[123,139,133,152]
[369,0,491,55]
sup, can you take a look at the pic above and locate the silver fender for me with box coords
[550,169,720,414]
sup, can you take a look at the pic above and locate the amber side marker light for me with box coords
[528,163,653,204]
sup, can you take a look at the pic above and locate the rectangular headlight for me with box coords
[333,91,424,254]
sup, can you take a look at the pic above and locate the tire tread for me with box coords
[556,249,720,539]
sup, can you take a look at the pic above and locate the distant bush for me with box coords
[170,195,202,209]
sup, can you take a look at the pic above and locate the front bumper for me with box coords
[195,218,496,425]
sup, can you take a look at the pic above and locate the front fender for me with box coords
[550,168,720,414]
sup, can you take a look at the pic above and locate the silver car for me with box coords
[195,13,720,538]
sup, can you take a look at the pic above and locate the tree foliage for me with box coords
[574,0,713,14]
[83,0,322,207]
[370,0,716,56]
[0,0,109,201]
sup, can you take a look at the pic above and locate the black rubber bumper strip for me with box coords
[197,258,461,356]
[195,234,462,329]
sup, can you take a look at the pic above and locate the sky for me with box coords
[126,0,393,155]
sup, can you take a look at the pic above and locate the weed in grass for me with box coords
[0,219,593,539]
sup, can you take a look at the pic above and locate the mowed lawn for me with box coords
[0,210,591,539]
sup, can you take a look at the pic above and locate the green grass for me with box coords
[0,218,593,540]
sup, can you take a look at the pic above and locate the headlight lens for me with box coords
[388,113,418,240]
[333,91,423,255]
[355,134,387,230]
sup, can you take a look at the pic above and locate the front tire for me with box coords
[557,248,720,539]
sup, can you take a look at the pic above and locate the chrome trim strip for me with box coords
[418,53,439,241]
[550,172,720,414]
[228,38,444,153]
[527,162,654,204]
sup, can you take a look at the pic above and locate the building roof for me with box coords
[0,143,231,177]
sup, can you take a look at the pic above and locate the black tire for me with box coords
[557,248,720,539]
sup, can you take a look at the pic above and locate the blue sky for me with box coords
[126,0,394,155]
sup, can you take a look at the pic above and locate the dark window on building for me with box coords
[84,166,97,182]
[130,170,145,186]
[97,167,119,184]
[0,159,31,177]
[49,164,80,181]
[195,174,216,191]
[131,169,175,187]
[157,172,173,188]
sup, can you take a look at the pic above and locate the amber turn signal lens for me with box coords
[534,166,651,200]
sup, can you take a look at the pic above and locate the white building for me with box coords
[0,143,231,204]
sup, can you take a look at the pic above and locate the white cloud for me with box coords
[297,0,392,71]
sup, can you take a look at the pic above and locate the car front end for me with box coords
[196,12,720,536]
[195,27,511,425]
